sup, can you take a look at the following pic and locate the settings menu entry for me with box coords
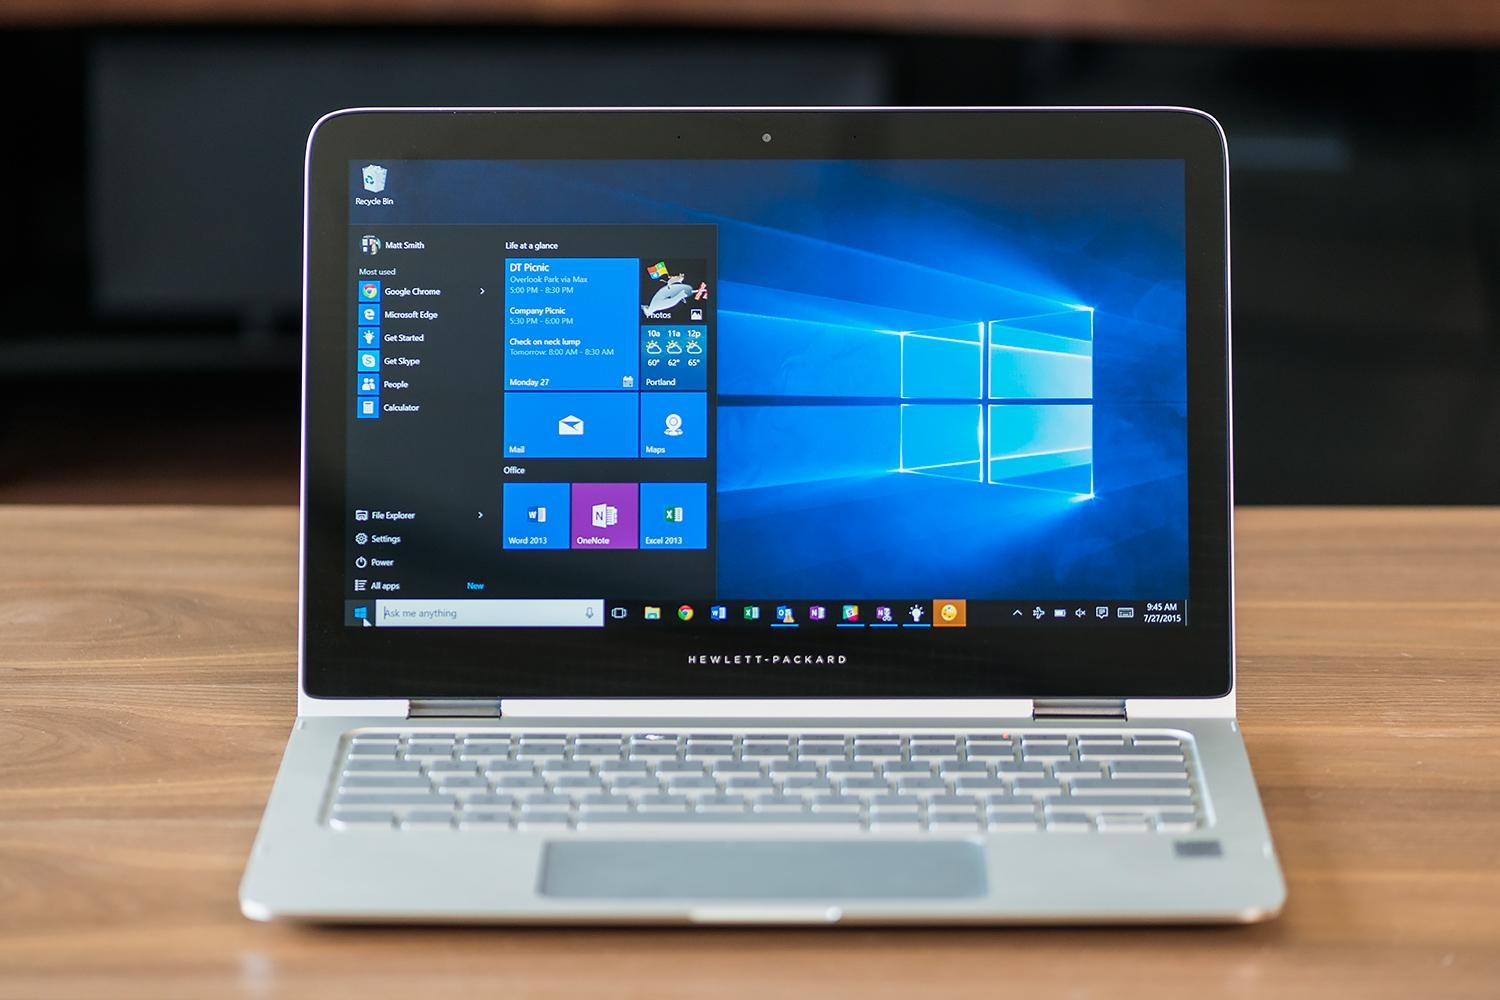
[347,225,717,613]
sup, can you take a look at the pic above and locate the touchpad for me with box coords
[539,840,987,900]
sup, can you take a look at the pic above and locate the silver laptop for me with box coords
[239,106,1284,924]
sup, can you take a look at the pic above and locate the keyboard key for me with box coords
[928,794,980,809]
[347,744,398,757]
[809,796,863,813]
[868,818,924,832]
[693,795,750,812]
[516,814,572,830]
[684,748,736,761]
[1155,815,1200,832]
[1065,782,1192,798]
[824,761,877,776]
[1045,811,1094,831]
[662,776,717,790]
[399,811,456,829]
[334,793,455,807]
[539,761,593,774]
[927,816,981,832]
[518,796,573,812]
[457,751,512,763]
[597,761,650,776]
[1110,761,1192,777]
[868,794,924,810]
[1019,749,1072,762]
[606,776,662,791]
[985,814,1039,831]
[627,745,680,758]
[939,761,991,775]
[459,793,516,808]
[482,761,537,774]
[1078,748,1186,762]
[434,776,489,790]
[338,776,433,790]
[654,761,706,774]
[1097,814,1152,832]
[981,796,1039,812]
[515,748,568,760]
[491,776,546,790]
[577,801,632,816]
[710,762,763,776]
[328,810,396,829]
[1062,794,1198,809]
[425,761,478,775]
[343,759,423,773]
[549,776,602,790]
[636,795,691,813]
[750,797,808,813]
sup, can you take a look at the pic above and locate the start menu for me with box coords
[347,224,718,611]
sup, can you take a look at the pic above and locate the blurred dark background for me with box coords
[2,3,1498,505]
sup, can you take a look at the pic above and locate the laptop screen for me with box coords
[343,156,1188,637]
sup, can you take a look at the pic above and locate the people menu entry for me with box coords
[345,224,719,607]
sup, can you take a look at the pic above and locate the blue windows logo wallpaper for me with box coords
[386,158,1189,599]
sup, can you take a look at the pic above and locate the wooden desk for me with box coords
[2,506,1497,998]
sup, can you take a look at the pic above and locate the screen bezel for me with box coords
[302,107,1232,701]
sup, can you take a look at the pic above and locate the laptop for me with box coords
[239,106,1285,924]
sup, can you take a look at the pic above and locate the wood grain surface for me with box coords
[1,505,1498,999]
[4,0,1500,46]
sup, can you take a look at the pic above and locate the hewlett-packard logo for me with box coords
[361,164,388,193]
[688,654,848,666]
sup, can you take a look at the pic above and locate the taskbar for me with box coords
[344,598,1187,628]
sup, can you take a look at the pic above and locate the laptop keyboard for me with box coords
[327,730,1204,833]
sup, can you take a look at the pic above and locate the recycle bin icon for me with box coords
[361,164,387,193]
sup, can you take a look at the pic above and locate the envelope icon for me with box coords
[558,415,585,436]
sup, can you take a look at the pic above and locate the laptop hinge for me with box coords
[407,699,502,719]
[1031,698,1128,721]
